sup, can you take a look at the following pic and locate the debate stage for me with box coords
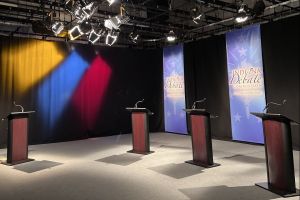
[0,132,299,200]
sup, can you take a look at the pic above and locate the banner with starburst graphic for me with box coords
[163,44,187,134]
[226,25,266,144]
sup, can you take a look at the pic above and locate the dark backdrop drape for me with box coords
[184,15,300,148]
[0,38,163,147]
[261,16,300,148]
[184,35,232,139]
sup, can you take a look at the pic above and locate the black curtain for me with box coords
[261,15,300,148]
[0,39,163,147]
[184,35,232,139]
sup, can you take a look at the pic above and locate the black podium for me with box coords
[251,112,299,197]
[184,109,220,168]
[3,111,35,165]
[126,108,154,154]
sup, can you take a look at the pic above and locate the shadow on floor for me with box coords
[179,185,280,200]
[221,154,265,163]
[159,145,191,150]
[96,153,143,166]
[149,163,204,179]
[13,160,63,173]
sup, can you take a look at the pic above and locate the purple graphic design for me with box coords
[226,25,266,143]
[163,44,187,134]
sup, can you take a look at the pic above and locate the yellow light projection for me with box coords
[1,38,65,96]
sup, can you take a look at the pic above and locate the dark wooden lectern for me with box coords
[126,108,154,154]
[184,109,220,168]
[251,112,299,197]
[4,111,35,165]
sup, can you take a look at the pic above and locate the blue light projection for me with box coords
[37,51,89,130]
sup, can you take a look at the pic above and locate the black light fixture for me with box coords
[191,7,203,24]
[129,31,139,43]
[106,30,119,46]
[51,21,64,36]
[166,30,176,42]
[235,3,250,23]
[68,25,84,40]
[88,29,103,44]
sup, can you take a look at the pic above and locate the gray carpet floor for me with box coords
[0,132,299,200]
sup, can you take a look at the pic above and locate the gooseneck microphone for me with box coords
[192,98,206,109]
[263,99,287,113]
[134,99,144,108]
[13,101,24,112]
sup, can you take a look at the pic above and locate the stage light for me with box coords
[107,0,116,6]
[79,20,92,34]
[235,4,249,23]
[68,25,84,40]
[129,32,139,43]
[82,2,97,19]
[51,22,64,36]
[88,29,103,44]
[191,7,203,24]
[104,14,129,30]
[74,7,87,23]
[104,16,122,30]
[65,0,75,13]
[105,31,119,46]
[192,13,203,24]
[166,30,176,42]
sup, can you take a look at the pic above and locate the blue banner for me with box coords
[163,44,187,134]
[226,25,266,143]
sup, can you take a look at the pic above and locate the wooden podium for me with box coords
[126,108,154,154]
[251,112,299,197]
[3,111,35,165]
[184,109,220,168]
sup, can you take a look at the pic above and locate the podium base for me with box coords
[1,158,35,166]
[185,160,220,168]
[255,182,300,197]
[127,150,154,155]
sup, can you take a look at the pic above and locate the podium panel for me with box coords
[126,107,153,154]
[190,115,210,164]
[251,112,299,197]
[132,112,149,152]
[2,111,35,165]
[184,109,219,168]
[263,120,295,192]
[9,118,28,163]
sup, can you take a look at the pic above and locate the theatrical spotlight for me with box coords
[105,31,119,46]
[82,2,98,19]
[68,25,84,40]
[79,20,92,34]
[88,29,103,44]
[235,3,250,23]
[166,30,176,42]
[129,32,139,43]
[51,21,64,36]
[191,7,203,24]
[65,0,75,13]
